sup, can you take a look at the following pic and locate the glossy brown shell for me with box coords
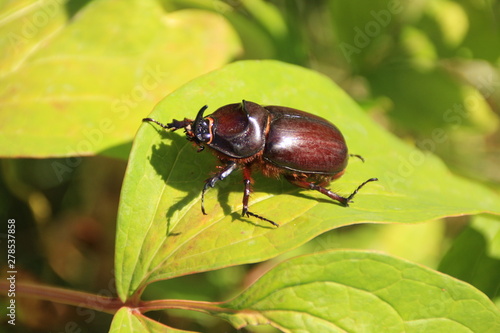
[262,105,348,175]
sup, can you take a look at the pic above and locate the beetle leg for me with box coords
[286,176,378,207]
[242,166,279,227]
[241,166,252,217]
[201,161,238,215]
[349,154,365,163]
[286,176,350,205]
[345,178,378,203]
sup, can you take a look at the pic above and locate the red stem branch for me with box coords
[0,281,123,314]
[0,281,233,316]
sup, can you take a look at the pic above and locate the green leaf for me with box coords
[0,0,240,158]
[329,0,405,69]
[459,0,500,62]
[220,250,500,332]
[110,307,198,333]
[309,221,445,269]
[439,216,500,300]
[472,214,500,260]
[115,60,500,301]
[424,0,469,49]
[368,65,498,135]
[171,0,279,60]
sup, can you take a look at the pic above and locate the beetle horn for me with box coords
[194,105,208,124]
[241,100,250,117]
[192,105,212,143]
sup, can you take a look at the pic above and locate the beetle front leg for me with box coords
[242,166,279,227]
[201,161,238,215]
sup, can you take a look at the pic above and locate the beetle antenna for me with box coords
[143,118,192,131]
[345,177,378,203]
[349,154,365,163]
[142,118,170,129]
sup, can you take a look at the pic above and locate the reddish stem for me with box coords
[0,281,233,315]
[0,281,123,314]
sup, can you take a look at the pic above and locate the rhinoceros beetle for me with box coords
[143,100,377,227]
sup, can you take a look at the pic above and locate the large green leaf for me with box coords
[0,0,239,158]
[220,250,500,332]
[115,60,500,301]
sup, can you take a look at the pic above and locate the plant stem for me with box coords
[0,281,123,314]
[0,281,236,316]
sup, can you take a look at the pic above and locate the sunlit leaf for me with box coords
[368,65,498,135]
[329,0,406,69]
[220,250,500,332]
[0,0,240,158]
[425,0,468,48]
[115,60,500,301]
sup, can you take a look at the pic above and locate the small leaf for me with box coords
[368,65,498,135]
[329,0,402,69]
[425,0,469,48]
[472,214,500,260]
[439,218,500,300]
[110,307,198,333]
[221,250,500,332]
[115,60,500,301]
[0,0,240,158]
[458,1,500,62]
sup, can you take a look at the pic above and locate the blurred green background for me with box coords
[1,0,499,332]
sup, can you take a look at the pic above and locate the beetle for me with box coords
[143,100,377,227]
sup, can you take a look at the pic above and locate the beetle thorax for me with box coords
[201,101,270,159]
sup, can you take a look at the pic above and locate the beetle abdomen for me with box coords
[262,106,348,175]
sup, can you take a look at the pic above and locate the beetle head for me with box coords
[191,105,213,144]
